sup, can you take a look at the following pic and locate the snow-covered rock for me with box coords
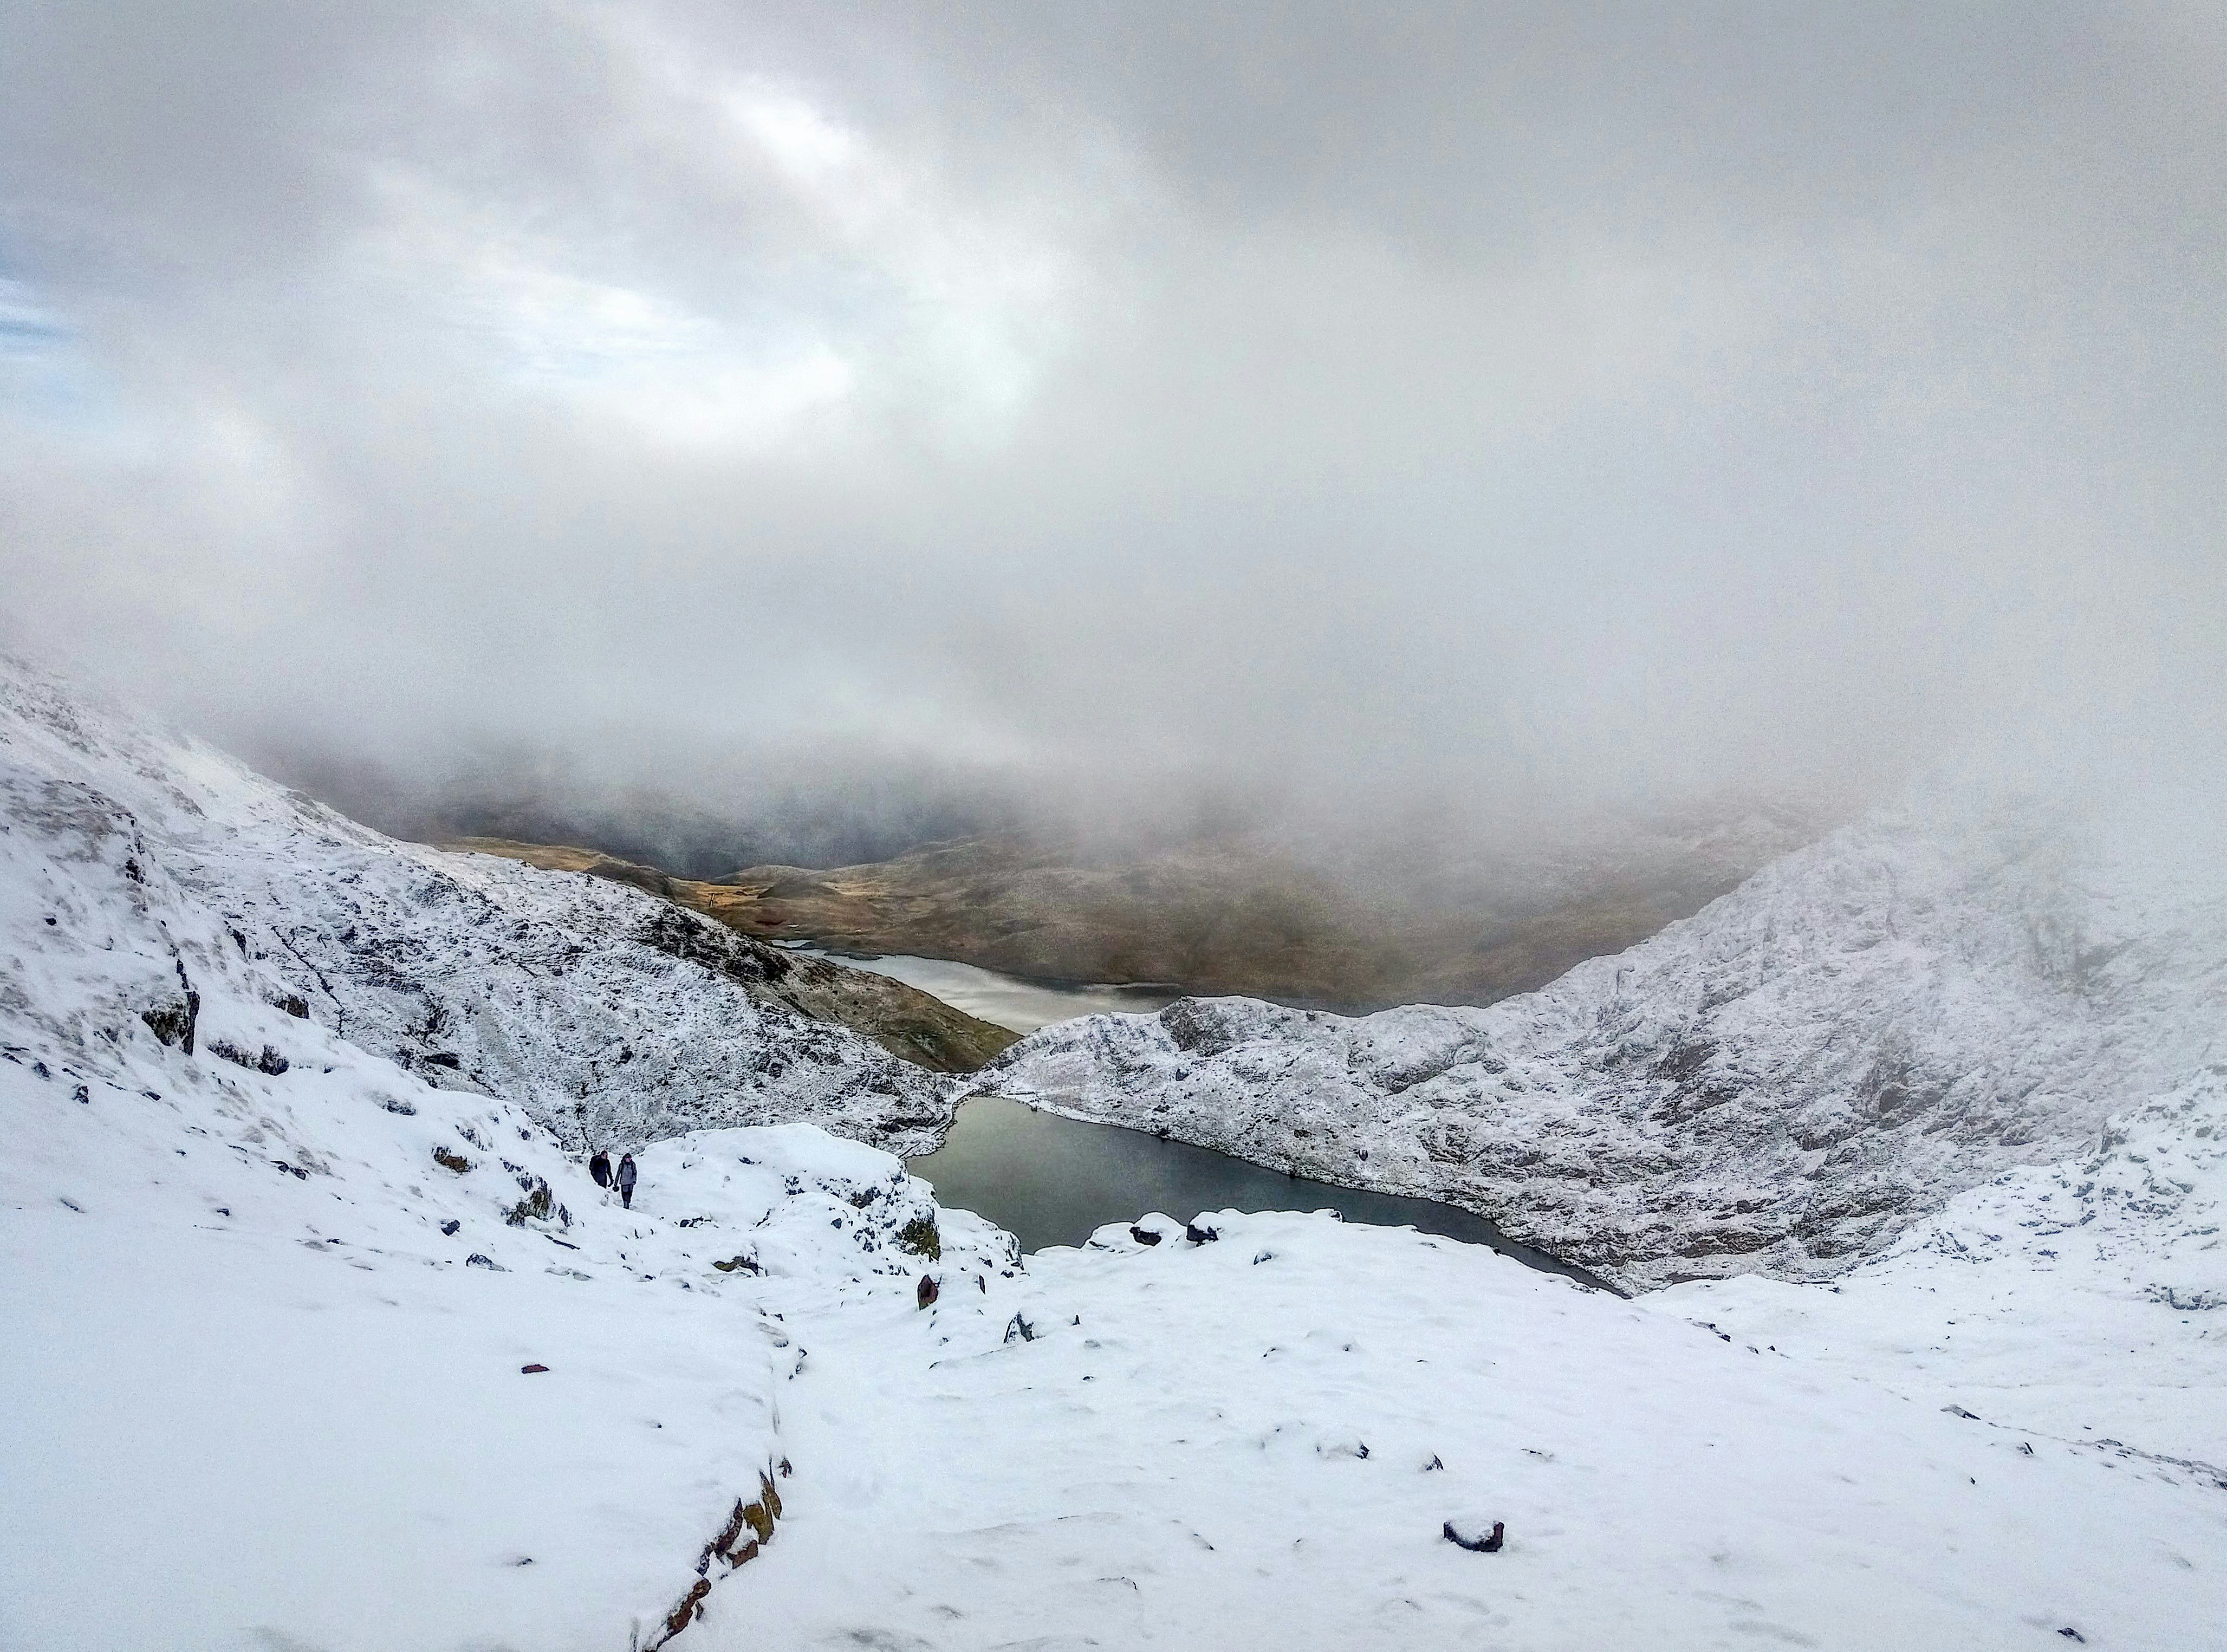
[977,788,2227,1290]
[0,656,959,1157]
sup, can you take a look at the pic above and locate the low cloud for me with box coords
[3,3,2220,861]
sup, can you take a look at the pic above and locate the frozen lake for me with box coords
[793,944,1179,1033]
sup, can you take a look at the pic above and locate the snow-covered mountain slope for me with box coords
[17,998,2223,1652]
[0,662,1021,1645]
[1655,1064,2227,1464]
[0,657,964,1156]
[11,957,2222,1652]
[976,788,2227,1291]
[7,664,2223,1649]
[2,1052,1012,1652]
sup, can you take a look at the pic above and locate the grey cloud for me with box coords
[1,2,2219,858]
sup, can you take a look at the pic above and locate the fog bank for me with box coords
[3,3,2219,856]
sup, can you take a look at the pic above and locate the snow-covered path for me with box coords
[719,1213,2227,1651]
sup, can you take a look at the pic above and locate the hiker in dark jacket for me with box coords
[589,1150,612,1189]
[616,1152,637,1209]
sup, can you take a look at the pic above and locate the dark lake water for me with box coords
[908,1094,1609,1291]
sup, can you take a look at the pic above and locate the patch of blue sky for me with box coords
[0,273,118,432]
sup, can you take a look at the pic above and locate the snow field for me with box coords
[1657,1070,2227,1465]
[725,1211,2227,1651]
[0,1045,1011,1652]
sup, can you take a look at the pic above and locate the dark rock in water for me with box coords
[1443,1519,1504,1553]
[1130,1224,1163,1246]
[1184,1221,1219,1244]
[440,1219,460,1235]
[916,1273,940,1309]
[520,1363,549,1374]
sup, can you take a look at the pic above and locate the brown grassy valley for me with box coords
[445,810,1816,1019]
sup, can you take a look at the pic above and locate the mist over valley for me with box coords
[4,6,2223,1649]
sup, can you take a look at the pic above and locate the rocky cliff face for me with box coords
[435,836,1021,1072]
[0,658,963,1156]
[976,786,2227,1290]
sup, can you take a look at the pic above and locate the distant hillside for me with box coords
[438,837,1017,1072]
[979,785,2227,1291]
[452,815,1816,1014]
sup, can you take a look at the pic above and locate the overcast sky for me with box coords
[2,3,2220,850]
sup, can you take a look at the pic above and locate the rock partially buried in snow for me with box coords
[1443,1518,1505,1552]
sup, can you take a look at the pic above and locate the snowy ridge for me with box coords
[978,788,2227,1290]
[0,661,1016,1646]
[6,664,2225,1648]
[0,656,958,1157]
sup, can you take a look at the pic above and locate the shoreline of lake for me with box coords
[909,1093,1612,1292]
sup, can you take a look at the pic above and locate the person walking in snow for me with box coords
[616,1152,637,1209]
[589,1149,612,1189]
